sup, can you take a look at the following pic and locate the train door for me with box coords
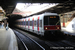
[37,16,39,34]
[32,18,34,31]
[37,16,43,35]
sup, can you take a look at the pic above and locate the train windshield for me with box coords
[44,16,60,25]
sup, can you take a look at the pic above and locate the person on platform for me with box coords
[0,22,1,28]
[1,22,4,28]
[6,22,9,30]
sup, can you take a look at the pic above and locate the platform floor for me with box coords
[61,27,75,36]
[0,27,18,50]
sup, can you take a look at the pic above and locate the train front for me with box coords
[44,14,61,35]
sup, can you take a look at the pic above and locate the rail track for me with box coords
[14,30,28,50]
[13,30,45,50]
[13,29,75,50]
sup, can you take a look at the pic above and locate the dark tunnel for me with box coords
[7,14,22,28]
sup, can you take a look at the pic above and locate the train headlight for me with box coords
[46,27,47,29]
[57,27,59,29]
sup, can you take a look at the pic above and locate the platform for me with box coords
[61,27,75,36]
[0,27,18,50]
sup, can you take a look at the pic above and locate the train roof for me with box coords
[20,12,59,19]
[42,12,58,16]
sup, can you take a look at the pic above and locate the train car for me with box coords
[15,12,61,36]
[60,11,75,36]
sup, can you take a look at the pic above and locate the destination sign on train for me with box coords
[50,16,56,18]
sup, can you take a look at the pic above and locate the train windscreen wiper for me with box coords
[55,20,60,25]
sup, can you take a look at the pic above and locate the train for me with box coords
[60,11,75,36]
[15,12,61,36]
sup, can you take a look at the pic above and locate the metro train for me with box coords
[61,11,75,36]
[15,12,61,36]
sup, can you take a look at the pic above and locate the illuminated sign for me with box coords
[50,16,56,18]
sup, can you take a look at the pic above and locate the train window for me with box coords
[22,21,24,25]
[32,20,34,26]
[44,17,48,25]
[49,16,60,25]
[30,21,32,26]
[27,21,28,25]
[19,22,20,25]
[40,20,42,27]
[26,21,27,25]
[34,21,37,26]
[37,20,39,27]
[24,20,25,25]
[31,21,32,26]
[21,21,22,25]
[44,16,60,25]
[18,22,20,25]
[28,21,30,26]
[20,22,21,25]
[23,21,24,25]
[22,21,23,25]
